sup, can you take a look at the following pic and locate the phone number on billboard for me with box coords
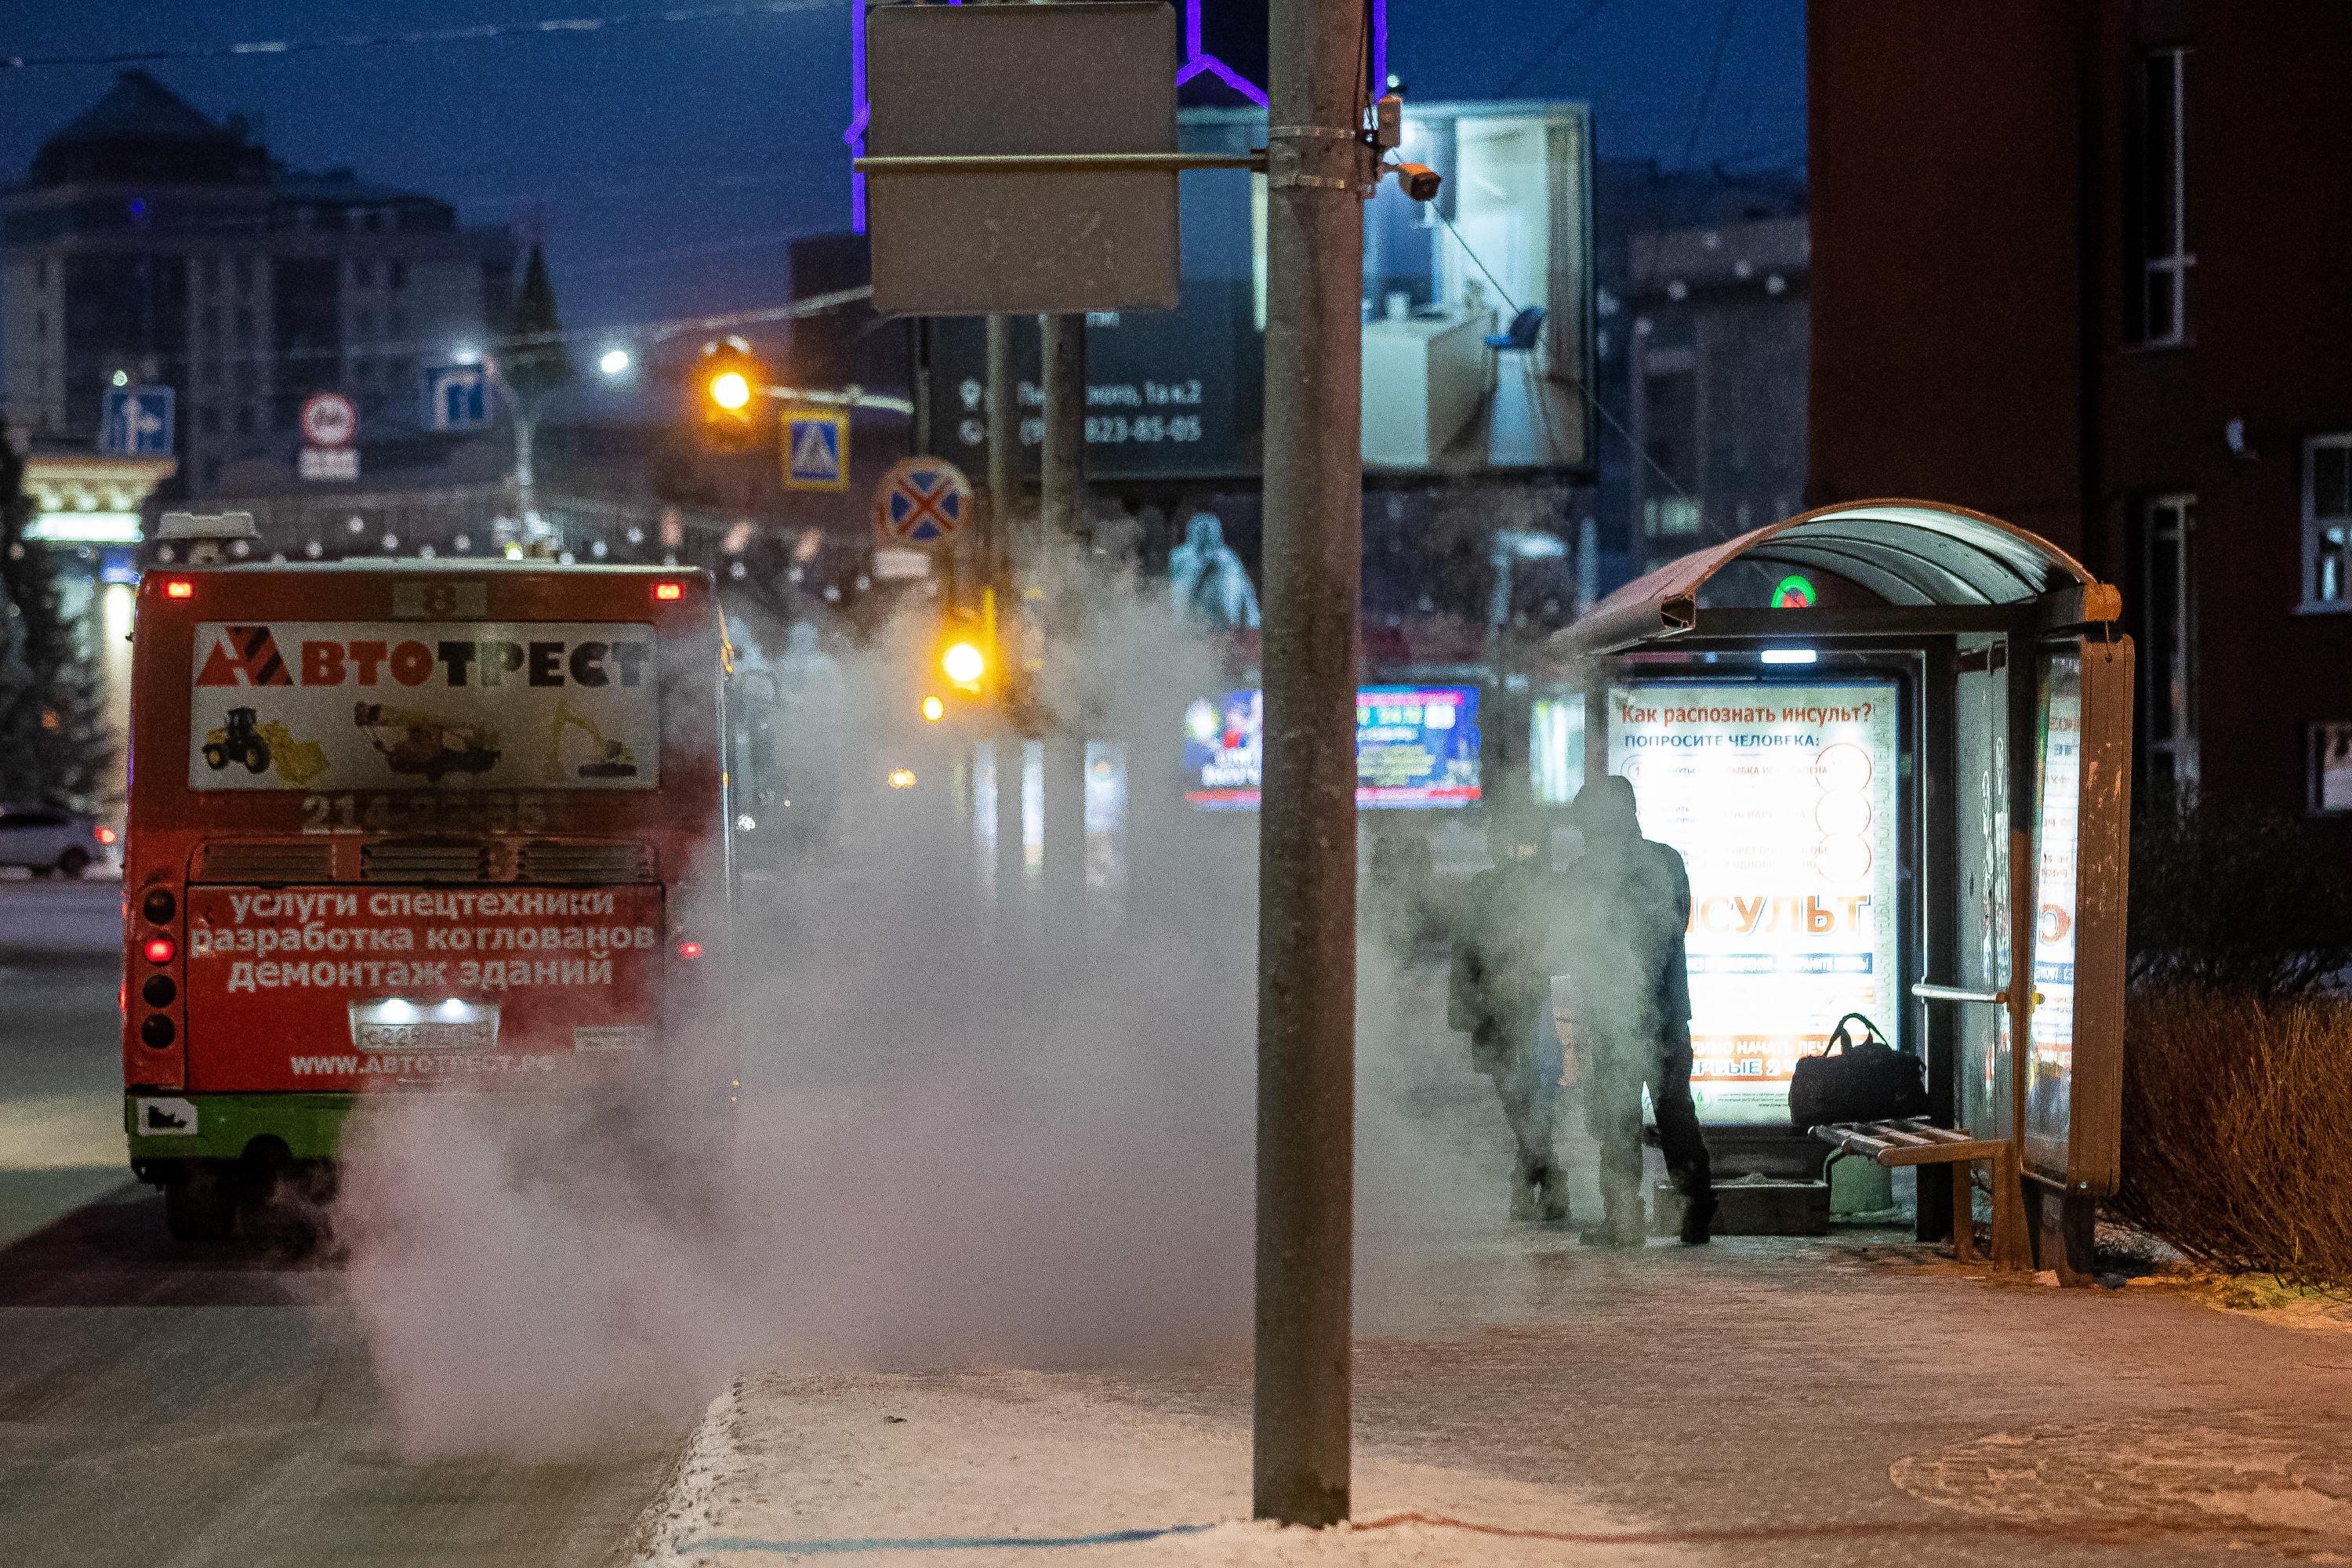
[1011,416,1205,445]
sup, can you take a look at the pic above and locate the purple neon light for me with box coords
[848,0,1389,230]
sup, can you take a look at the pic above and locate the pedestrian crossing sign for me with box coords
[783,408,849,492]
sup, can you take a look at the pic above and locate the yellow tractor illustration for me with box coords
[201,706,328,786]
[545,698,639,782]
[353,702,502,783]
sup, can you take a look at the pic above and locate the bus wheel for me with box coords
[163,1163,238,1243]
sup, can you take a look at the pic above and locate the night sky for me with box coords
[0,0,1804,336]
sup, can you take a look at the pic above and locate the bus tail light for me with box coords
[163,579,194,599]
[653,582,684,602]
[142,935,176,964]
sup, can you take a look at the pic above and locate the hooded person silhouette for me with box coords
[1167,512,1261,630]
[1563,775,1717,1245]
[1450,809,1572,1222]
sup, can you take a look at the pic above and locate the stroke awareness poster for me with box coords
[1607,681,1901,1125]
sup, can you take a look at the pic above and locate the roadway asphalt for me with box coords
[0,877,680,1568]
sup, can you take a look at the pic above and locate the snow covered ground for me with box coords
[626,1369,1700,1568]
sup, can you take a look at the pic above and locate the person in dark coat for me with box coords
[1564,775,1717,1246]
[1450,811,1571,1223]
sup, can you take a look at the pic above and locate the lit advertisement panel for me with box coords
[2025,653,2082,1170]
[1606,680,1901,1126]
[924,100,1591,481]
[1184,685,1480,809]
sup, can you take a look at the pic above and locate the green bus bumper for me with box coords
[123,1093,355,1163]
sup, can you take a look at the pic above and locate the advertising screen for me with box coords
[1183,684,1481,809]
[2025,653,2082,1167]
[926,100,1591,481]
[1606,680,1902,1126]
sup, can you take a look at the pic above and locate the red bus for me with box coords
[120,560,731,1240]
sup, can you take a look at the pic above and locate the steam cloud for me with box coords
[331,559,1590,1458]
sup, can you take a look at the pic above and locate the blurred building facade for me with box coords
[1584,159,1808,586]
[1810,2,2350,832]
[1,69,514,499]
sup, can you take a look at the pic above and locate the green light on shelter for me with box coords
[1772,573,1817,609]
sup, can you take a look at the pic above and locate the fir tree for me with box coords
[0,423,117,811]
[499,241,573,406]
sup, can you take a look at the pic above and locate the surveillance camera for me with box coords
[1391,162,1442,203]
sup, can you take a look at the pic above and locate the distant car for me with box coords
[0,805,117,878]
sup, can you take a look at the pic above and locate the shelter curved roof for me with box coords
[1554,499,2116,659]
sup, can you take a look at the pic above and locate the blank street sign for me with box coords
[866,2,1179,317]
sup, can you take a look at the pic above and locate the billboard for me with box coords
[1184,684,1481,809]
[924,100,1592,482]
[188,622,660,792]
[1607,680,1902,1126]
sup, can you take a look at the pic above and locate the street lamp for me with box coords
[490,339,638,548]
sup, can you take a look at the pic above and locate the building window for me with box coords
[389,261,408,290]
[2140,48,2192,346]
[352,260,374,288]
[234,306,254,338]
[2139,494,2197,791]
[200,404,222,435]
[236,405,256,434]
[2305,436,2352,608]
[236,256,256,295]
[2313,725,2352,814]
[34,257,48,290]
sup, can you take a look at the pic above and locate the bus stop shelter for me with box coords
[1545,500,2134,1271]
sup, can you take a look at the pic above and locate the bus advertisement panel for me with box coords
[187,621,661,792]
[1607,680,1901,1127]
[1183,684,1481,809]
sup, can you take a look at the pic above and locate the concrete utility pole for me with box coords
[1039,312,1089,938]
[1254,0,1363,1530]
[985,314,1026,906]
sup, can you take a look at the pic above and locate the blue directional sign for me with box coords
[100,386,174,456]
[783,408,850,492]
[426,365,492,431]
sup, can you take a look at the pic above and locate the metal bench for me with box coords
[1813,1117,2032,1267]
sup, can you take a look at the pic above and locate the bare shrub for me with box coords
[2129,793,2352,1001]
[2118,987,2352,1287]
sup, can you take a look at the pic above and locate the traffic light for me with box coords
[920,606,997,724]
[697,336,764,448]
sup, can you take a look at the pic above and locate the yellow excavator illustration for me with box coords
[352,702,503,783]
[201,707,328,786]
[545,698,639,782]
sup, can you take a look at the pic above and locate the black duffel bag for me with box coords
[1788,1012,1930,1130]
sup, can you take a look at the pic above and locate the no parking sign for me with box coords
[871,457,971,546]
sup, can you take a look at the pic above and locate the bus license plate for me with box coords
[347,999,499,1054]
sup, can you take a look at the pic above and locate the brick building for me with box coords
[1809,2,2352,828]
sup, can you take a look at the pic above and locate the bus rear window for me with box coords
[188,620,659,791]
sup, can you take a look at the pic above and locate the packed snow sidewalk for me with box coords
[626,1229,2352,1568]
